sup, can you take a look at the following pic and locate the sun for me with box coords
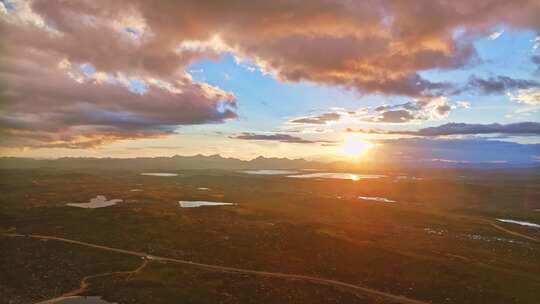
[338,134,372,158]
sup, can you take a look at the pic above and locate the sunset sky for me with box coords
[1,0,539,165]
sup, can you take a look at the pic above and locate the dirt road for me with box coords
[35,259,148,304]
[3,233,430,304]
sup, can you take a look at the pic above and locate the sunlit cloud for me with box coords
[510,88,540,105]
[532,36,540,52]
[289,112,342,125]
[488,30,504,40]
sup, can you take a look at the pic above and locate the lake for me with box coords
[179,201,234,208]
[358,196,396,203]
[67,195,122,209]
[496,219,540,228]
[242,170,299,175]
[288,172,386,181]
[140,173,178,176]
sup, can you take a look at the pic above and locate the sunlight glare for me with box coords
[338,134,372,158]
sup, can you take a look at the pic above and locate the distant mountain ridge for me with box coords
[0,154,326,170]
[0,154,537,170]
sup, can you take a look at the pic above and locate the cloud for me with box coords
[347,122,540,137]
[533,36,540,51]
[7,0,540,98]
[231,133,314,144]
[465,75,539,95]
[288,97,468,127]
[455,101,471,109]
[230,132,336,144]
[0,3,238,148]
[364,96,460,123]
[0,51,237,148]
[488,30,504,40]
[368,138,540,166]
[371,110,416,123]
[289,112,341,124]
[510,88,540,105]
[2,0,540,148]
[532,55,540,74]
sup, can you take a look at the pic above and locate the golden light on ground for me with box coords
[338,134,373,158]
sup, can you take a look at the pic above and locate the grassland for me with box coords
[1,168,539,303]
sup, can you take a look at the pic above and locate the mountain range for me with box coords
[1,154,538,171]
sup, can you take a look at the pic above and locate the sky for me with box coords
[0,0,539,165]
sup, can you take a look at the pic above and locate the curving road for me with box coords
[3,233,429,304]
[35,259,149,304]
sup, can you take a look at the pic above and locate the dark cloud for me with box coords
[231,133,315,144]
[533,55,540,74]
[410,122,540,136]
[369,138,540,166]
[435,104,452,117]
[348,122,540,137]
[231,132,337,145]
[289,112,341,124]
[371,110,416,123]
[465,75,539,95]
